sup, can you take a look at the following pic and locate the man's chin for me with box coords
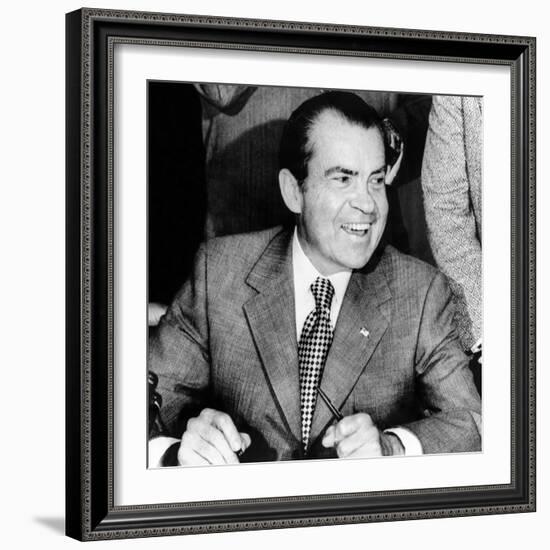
[338,254,373,271]
[339,243,383,271]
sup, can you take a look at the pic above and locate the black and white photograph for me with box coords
[147,84,483,467]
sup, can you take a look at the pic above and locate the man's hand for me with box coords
[321,413,404,458]
[177,408,251,466]
[385,142,404,186]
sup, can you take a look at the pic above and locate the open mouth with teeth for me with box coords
[341,222,372,236]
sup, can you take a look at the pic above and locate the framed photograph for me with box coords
[66,7,536,541]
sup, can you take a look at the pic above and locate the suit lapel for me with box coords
[243,230,302,444]
[309,254,392,446]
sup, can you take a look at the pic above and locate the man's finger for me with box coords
[385,144,404,185]
[182,430,225,465]
[321,425,336,448]
[335,425,379,458]
[239,432,252,452]
[199,423,239,464]
[209,411,244,453]
[177,443,209,466]
[192,433,227,464]
[334,413,374,441]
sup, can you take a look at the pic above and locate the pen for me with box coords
[317,386,344,421]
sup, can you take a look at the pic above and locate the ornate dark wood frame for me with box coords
[65,7,536,541]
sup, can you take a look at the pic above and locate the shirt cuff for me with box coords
[384,427,423,456]
[148,436,180,467]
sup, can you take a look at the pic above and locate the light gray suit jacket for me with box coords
[150,227,481,461]
[421,96,482,349]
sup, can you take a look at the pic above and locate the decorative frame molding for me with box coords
[66,8,536,541]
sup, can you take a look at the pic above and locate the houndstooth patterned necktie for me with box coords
[298,277,335,452]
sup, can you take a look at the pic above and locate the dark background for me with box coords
[148,83,207,304]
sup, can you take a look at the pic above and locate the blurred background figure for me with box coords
[421,95,482,391]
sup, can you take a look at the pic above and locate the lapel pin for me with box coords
[360,327,370,338]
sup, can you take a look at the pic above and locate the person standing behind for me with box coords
[421,95,482,354]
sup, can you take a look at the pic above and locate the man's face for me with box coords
[294,109,388,275]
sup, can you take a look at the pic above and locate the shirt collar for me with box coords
[291,228,351,306]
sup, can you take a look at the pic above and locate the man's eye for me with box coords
[369,176,386,188]
[333,175,350,184]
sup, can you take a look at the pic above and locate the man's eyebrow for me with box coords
[324,166,358,177]
[370,165,386,176]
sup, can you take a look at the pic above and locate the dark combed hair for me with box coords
[278,91,387,184]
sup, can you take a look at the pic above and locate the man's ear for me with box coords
[279,168,303,215]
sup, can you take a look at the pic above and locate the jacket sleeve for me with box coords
[402,271,481,454]
[421,95,482,349]
[148,244,211,438]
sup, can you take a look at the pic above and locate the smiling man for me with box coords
[149,91,481,466]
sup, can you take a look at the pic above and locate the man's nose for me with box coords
[349,182,375,213]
